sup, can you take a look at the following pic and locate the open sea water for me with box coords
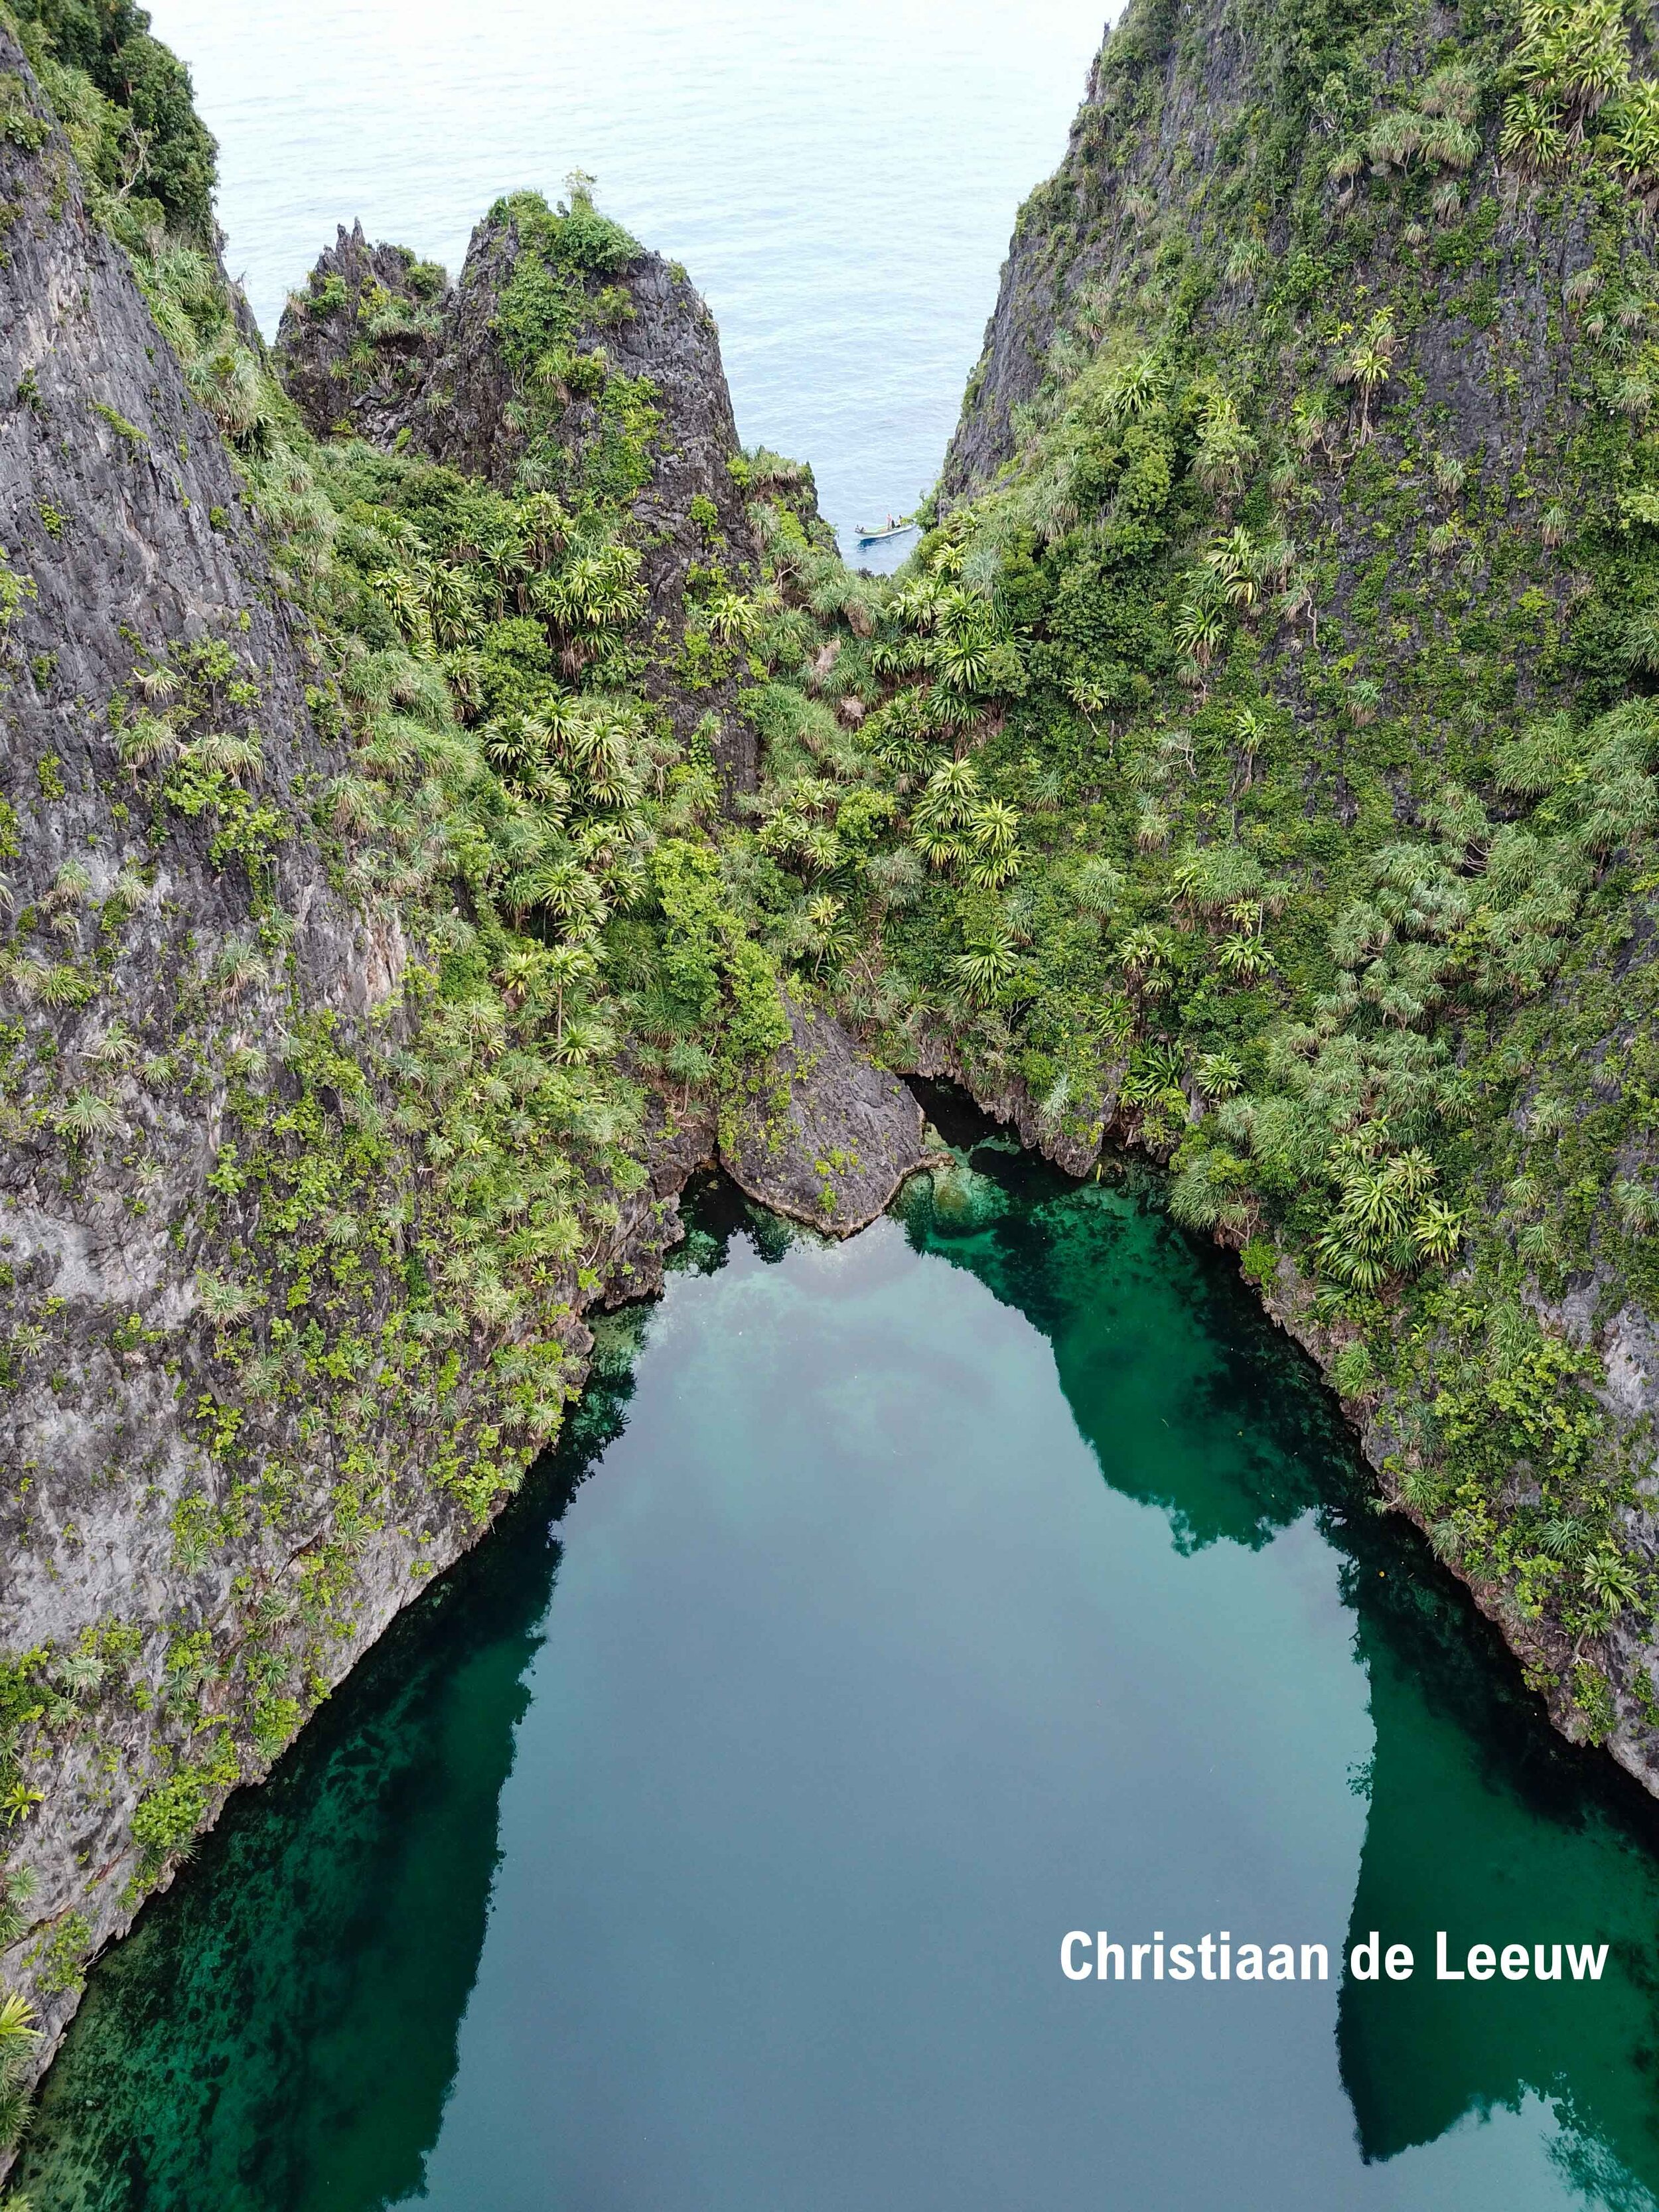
[28,19,1659,2209]
[143,0,1111,564]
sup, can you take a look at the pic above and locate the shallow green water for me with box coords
[21,1119,1659,2211]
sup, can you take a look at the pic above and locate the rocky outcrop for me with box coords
[940,37,1111,502]
[944,14,1579,512]
[908,1029,1108,1181]
[720,995,927,1232]
[277,200,763,788]
[272,220,446,446]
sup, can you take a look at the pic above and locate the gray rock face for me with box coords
[719,995,926,1233]
[0,21,352,2068]
[943,18,1579,516]
[939,34,1114,502]
[277,203,763,788]
[0,36,691,2108]
[271,220,445,446]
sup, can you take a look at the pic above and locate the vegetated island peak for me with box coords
[6,0,1659,2155]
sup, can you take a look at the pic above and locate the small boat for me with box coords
[855,517,917,543]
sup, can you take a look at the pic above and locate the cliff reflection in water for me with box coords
[20,1121,1659,2211]
[14,1378,634,2211]
[912,1094,1659,2197]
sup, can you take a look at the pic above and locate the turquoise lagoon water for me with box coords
[21,12,1659,2203]
[20,1132,1659,2210]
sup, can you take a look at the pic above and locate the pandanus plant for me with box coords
[1232,705,1272,790]
[1500,88,1569,171]
[706,587,761,644]
[1203,526,1269,609]
[1118,1041,1189,1122]
[1516,0,1630,137]
[1336,311,1399,443]
[1192,393,1258,503]
[1196,1050,1245,1100]
[0,1984,40,2152]
[1313,1131,1463,1290]
[1102,351,1167,423]
[1581,1544,1643,1618]
[951,929,1021,1006]
[909,758,1021,888]
[1171,590,1226,670]
[532,542,645,671]
[1117,925,1177,997]
[116,711,180,783]
[1605,80,1659,212]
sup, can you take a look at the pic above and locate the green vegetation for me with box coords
[9,0,1659,2125]
[0,1982,38,2155]
[668,0,1659,1743]
[7,0,216,241]
[484,181,658,501]
[0,29,796,1954]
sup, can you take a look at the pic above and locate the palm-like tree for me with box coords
[1605,80,1659,210]
[520,490,569,567]
[1233,705,1271,788]
[53,1087,123,1141]
[1516,0,1628,137]
[952,932,1019,1005]
[970,797,1019,857]
[424,561,482,650]
[1339,311,1399,443]
[1411,1197,1465,1262]
[541,940,599,1028]
[892,575,949,631]
[1105,353,1165,421]
[370,565,434,653]
[1118,926,1175,995]
[1500,88,1568,173]
[1192,394,1258,502]
[1196,1050,1244,1099]
[1217,932,1271,981]
[930,626,994,694]
[914,755,981,823]
[707,589,758,644]
[1204,526,1265,609]
[1172,595,1226,668]
[117,712,179,784]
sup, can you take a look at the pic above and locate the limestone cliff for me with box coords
[276,199,764,787]
[0,24,694,2095]
[0,19,920,2131]
[780,0,1659,1796]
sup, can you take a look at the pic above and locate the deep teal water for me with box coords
[20,1121,1659,2211]
[142,0,1108,565]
